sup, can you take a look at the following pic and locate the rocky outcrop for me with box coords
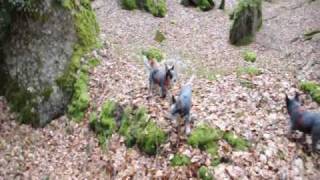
[229,0,262,45]
[0,0,99,126]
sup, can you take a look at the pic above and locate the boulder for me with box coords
[229,0,262,45]
[0,0,99,126]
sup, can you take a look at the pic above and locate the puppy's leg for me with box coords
[184,114,191,135]
[311,125,320,152]
[160,82,166,98]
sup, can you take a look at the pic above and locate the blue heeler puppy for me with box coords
[170,75,194,135]
[144,56,176,98]
[286,93,320,152]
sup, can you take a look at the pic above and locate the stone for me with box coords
[229,0,262,45]
[0,0,99,126]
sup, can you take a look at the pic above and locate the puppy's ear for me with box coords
[294,92,300,102]
[171,95,176,104]
[170,65,175,70]
[285,94,290,104]
[165,63,168,71]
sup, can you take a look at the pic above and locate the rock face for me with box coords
[0,0,99,126]
[229,0,262,45]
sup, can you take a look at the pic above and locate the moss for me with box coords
[3,78,39,126]
[223,131,250,151]
[122,0,138,10]
[121,0,167,17]
[170,154,191,166]
[239,79,256,88]
[41,86,53,101]
[243,50,256,62]
[88,57,101,67]
[155,30,166,43]
[181,0,215,11]
[145,0,167,17]
[142,47,164,62]
[187,125,223,151]
[136,121,166,155]
[198,166,214,180]
[211,157,221,166]
[299,81,320,103]
[236,66,262,76]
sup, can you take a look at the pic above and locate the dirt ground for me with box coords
[1,0,320,179]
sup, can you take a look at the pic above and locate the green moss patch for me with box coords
[198,166,214,180]
[155,30,166,43]
[181,0,215,11]
[90,103,167,155]
[243,50,256,62]
[299,81,320,103]
[88,57,101,67]
[170,154,191,166]
[223,131,250,151]
[142,47,165,62]
[3,78,39,126]
[56,0,99,122]
[121,0,167,17]
[236,66,262,76]
[188,125,250,165]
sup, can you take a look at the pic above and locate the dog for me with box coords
[144,56,176,98]
[286,92,320,152]
[170,75,194,135]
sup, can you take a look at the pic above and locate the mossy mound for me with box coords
[299,81,320,104]
[243,50,257,62]
[188,125,223,151]
[223,131,250,151]
[155,30,166,43]
[121,0,167,17]
[229,0,262,45]
[170,154,191,166]
[90,103,167,155]
[181,0,215,11]
[188,125,250,165]
[237,66,262,76]
[89,101,119,143]
[137,121,166,155]
[67,69,90,122]
[142,47,165,62]
[198,166,214,180]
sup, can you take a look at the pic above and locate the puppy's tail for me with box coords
[186,75,195,86]
[143,55,152,71]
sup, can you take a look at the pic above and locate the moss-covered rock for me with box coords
[229,0,262,45]
[181,0,215,11]
[142,47,165,62]
[299,81,320,103]
[243,50,256,62]
[170,154,191,166]
[0,0,99,126]
[223,131,250,151]
[121,0,167,17]
[198,166,214,180]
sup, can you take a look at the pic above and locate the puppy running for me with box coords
[144,56,176,98]
[170,75,194,135]
[286,93,320,152]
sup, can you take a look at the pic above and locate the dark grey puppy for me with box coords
[286,93,320,152]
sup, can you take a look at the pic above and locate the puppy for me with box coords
[144,56,176,98]
[170,75,194,135]
[286,93,320,152]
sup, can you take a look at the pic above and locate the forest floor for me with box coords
[1,0,320,179]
